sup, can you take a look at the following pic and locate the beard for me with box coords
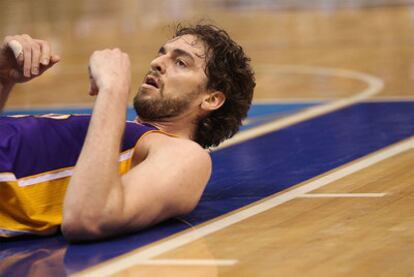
[133,86,199,121]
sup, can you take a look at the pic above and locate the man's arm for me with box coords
[0,34,60,112]
[62,49,211,241]
[63,133,211,241]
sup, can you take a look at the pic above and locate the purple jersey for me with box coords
[0,114,159,237]
[0,114,157,178]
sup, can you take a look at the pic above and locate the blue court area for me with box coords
[1,101,414,276]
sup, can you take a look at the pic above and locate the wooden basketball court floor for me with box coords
[1,0,414,276]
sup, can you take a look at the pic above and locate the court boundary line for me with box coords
[134,259,238,266]
[298,193,387,198]
[78,136,413,277]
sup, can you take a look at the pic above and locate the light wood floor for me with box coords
[0,1,413,276]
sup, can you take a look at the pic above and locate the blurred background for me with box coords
[1,0,414,109]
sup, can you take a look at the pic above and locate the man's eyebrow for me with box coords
[158,46,199,63]
[173,48,196,62]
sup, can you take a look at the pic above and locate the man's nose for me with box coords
[150,56,166,74]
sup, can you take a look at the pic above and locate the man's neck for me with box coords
[136,115,197,141]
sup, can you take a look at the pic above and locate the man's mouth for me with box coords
[144,76,159,89]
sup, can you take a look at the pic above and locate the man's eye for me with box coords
[176,59,186,67]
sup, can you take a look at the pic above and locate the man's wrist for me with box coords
[100,82,130,97]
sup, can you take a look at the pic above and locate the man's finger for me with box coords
[37,54,60,76]
[31,43,41,75]
[50,54,61,64]
[37,40,51,66]
[23,44,32,78]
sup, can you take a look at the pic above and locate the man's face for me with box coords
[134,34,209,121]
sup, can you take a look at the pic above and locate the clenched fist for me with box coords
[88,48,131,96]
[0,34,60,84]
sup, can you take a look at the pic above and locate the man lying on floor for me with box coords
[0,24,255,241]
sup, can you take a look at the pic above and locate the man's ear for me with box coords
[201,91,226,111]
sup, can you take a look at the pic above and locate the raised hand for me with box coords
[88,48,131,96]
[0,34,60,84]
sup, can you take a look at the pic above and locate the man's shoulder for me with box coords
[136,131,211,164]
[148,132,208,155]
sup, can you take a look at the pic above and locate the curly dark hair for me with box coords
[174,24,255,148]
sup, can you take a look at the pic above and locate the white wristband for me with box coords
[8,40,23,58]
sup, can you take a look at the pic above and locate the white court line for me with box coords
[215,65,383,150]
[298,193,387,198]
[135,259,237,266]
[79,137,413,277]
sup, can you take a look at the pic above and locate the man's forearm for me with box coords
[62,48,131,241]
[0,80,14,112]
[62,85,129,239]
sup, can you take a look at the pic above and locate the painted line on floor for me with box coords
[298,193,387,198]
[135,259,238,266]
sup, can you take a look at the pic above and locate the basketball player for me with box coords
[0,25,255,241]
